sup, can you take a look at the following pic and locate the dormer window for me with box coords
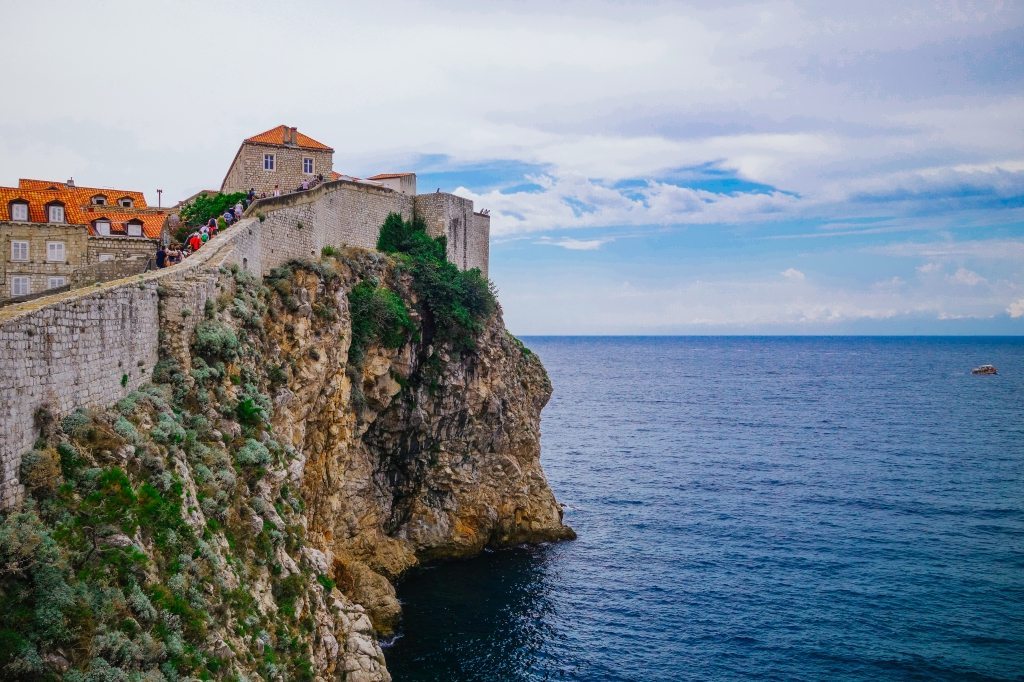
[91,194,107,205]
[126,219,143,237]
[118,197,134,208]
[9,200,28,222]
[46,202,65,223]
[93,219,111,236]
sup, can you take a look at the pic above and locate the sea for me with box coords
[384,337,1024,681]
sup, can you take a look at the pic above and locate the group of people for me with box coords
[155,176,331,269]
[155,190,260,268]
[251,174,328,201]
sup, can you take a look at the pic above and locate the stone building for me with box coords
[368,173,417,195]
[0,179,165,303]
[221,125,334,196]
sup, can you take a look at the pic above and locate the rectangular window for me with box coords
[95,220,111,236]
[127,223,143,237]
[48,276,66,289]
[264,154,275,171]
[11,203,28,221]
[11,240,28,261]
[303,157,314,174]
[98,253,114,262]
[48,205,64,223]
[11,276,30,297]
[47,241,66,262]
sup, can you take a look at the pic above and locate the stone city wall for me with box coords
[70,257,151,288]
[470,212,490,277]
[413,193,487,273]
[0,179,420,508]
[87,236,158,265]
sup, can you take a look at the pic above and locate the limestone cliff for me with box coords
[0,248,572,681]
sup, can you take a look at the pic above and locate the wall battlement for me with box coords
[0,180,489,509]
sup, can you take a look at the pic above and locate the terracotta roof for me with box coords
[2,180,166,239]
[18,179,148,208]
[244,125,334,152]
[81,207,167,240]
[0,186,90,224]
[329,171,343,181]
[368,173,415,180]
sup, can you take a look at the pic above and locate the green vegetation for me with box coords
[178,191,247,231]
[192,320,239,362]
[0,220,506,678]
[376,212,496,353]
[348,280,415,365]
[0,272,327,680]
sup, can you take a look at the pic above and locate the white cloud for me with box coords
[1008,298,1024,318]
[457,175,800,235]
[876,239,1024,262]
[536,237,611,251]
[949,267,987,286]
[781,268,806,281]
[916,262,942,274]
[1,0,1022,218]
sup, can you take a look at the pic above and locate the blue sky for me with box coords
[1,1,1022,334]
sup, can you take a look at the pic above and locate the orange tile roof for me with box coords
[368,173,415,180]
[81,207,167,240]
[244,125,334,152]
[18,179,148,208]
[2,180,166,240]
[329,171,343,181]
[0,186,91,224]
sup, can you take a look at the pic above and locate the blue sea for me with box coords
[385,337,1024,681]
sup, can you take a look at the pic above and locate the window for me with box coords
[118,197,133,208]
[11,240,29,261]
[94,219,111,236]
[11,276,30,297]
[47,204,65,223]
[10,201,28,221]
[92,195,107,205]
[48,276,66,289]
[126,220,143,237]
[303,157,314,174]
[98,253,114,262]
[47,241,66,262]
[264,153,275,171]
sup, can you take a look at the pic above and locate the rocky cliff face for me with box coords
[0,249,572,681]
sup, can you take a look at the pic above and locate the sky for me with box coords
[2,0,1023,334]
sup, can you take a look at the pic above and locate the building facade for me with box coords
[0,179,164,303]
[368,173,417,195]
[221,125,334,196]
[0,221,88,303]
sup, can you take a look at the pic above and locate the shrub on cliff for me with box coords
[348,280,415,365]
[376,212,496,352]
[192,320,239,362]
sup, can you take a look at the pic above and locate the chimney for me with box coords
[289,126,298,145]
[66,177,75,187]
